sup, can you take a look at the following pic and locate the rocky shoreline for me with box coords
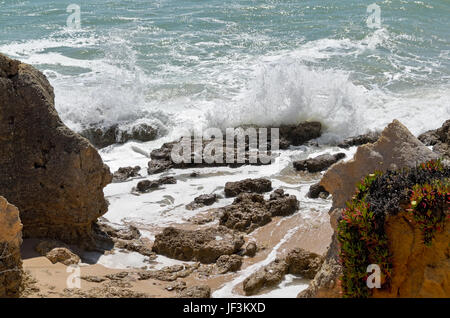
[0,53,448,298]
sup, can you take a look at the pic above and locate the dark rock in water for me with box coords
[0,54,112,245]
[177,285,211,298]
[112,166,141,182]
[81,123,157,149]
[219,190,299,233]
[224,178,272,197]
[243,258,288,296]
[293,153,346,173]
[152,226,245,264]
[215,254,243,274]
[285,248,324,279]
[147,160,173,175]
[307,182,329,199]
[337,131,380,148]
[135,176,176,193]
[219,193,272,233]
[266,189,299,216]
[418,119,450,159]
[279,122,322,147]
[186,194,218,210]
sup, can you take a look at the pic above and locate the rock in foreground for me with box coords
[0,197,23,297]
[152,226,245,264]
[0,54,112,244]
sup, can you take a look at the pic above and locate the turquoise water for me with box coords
[1,0,449,139]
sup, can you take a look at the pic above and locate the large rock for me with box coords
[0,196,23,297]
[0,54,112,244]
[321,120,438,210]
[285,248,323,279]
[243,259,288,296]
[301,120,439,298]
[152,226,245,264]
[279,122,322,148]
[372,213,449,297]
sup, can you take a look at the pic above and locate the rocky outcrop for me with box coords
[293,153,346,173]
[337,131,380,148]
[321,120,438,210]
[112,166,141,183]
[0,54,112,245]
[219,190,299,233]
[0,197,23,297]
[215,254,243,274]
[243,248,323,296]
[35,240,80,266]
[300,120,440,298]
[80,122,158,149]
[372,213,449,298]
[152,226,245,264]
[224,178,272,197]
[278,122,322,149]
[418,119,450,159]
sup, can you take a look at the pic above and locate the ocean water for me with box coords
[1,0,449,139]
[1,0,449,297]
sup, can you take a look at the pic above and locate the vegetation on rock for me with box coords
[338,160,449,298]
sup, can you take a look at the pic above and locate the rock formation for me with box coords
[418,119,450,159]
[299,120,440,298]
[224,178,272,197]
[152,226,245,263]
[0,54,112,245]
[0,196,23,297]
[112,166,141,183]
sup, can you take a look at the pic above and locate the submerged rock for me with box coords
[186,194,218,210]
[224,178,272,197]
[0,196,23,298]
[0,54,112,245]
[112,166,141,183]
[293,153,346,173]
[306,182,329,199]
[152,226,245,264]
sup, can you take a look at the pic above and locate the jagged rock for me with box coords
[152,226,245,264]
[112,166,141,182]
[135,176,176,193]
[279,122,322,148]
[45,248,80,266]
[177,285,211,298]
[293,153,346,173]
[337,131,381,148]
[80,122,157,149]
[285,248,323,279]
[138,264,196,282]
[0,54,112,244]
[219,190,299,233]
[243,242,257,257]
[307,182,329,199]
[321,120,439,210]
[301,120,440,298]
[219,193,272,233]
[216,254,243,274]
[186,194,218,210]
[94,222,141,241]
[243,259,288,296]
[224,178,272,197]
[0,196,23,297]
[166,280,187,292]
[418,119,450,159]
